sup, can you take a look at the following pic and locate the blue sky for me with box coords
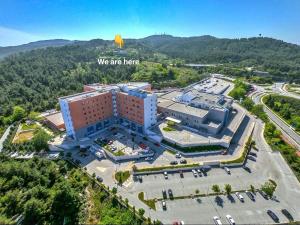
[0,0,300,46]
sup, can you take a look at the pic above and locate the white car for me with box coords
[213,216,222,225]
[175,153,182,158]
[164,171,168,179]
[192,169,197,177]
[236,192,244,202]
[226,215,236,225]
[224,167,231,174]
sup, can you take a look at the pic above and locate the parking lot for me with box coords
[66,120,300,224]
[155,193,294,225]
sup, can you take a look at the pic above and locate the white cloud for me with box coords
[0,26,44,47]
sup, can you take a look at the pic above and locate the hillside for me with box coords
[0,34,300,119]
[0,39,74,59]
[138,35,300,73]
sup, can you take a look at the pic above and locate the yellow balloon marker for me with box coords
[114,34,124,48]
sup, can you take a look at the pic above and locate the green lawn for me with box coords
[162,126,176,132]
[162,140,224,152]
[138,192,156,210]
[135,163,199,173]
[21,122,38,130]
[115,171,130,184]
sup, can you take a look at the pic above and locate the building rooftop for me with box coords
[59,91,108,102]
[85,82,150,92]
[44,112,65,128]
[168,102,209,118]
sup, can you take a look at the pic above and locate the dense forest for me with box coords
[0,34,300,123]
[0,155,144,225]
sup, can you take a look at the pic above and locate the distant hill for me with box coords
[1,34,300,117]
[0,39,74,59]
[137,35,300,67]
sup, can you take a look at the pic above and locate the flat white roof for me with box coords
[166,117,181,124]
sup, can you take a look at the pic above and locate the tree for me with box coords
[242,97,254,111]
[112,187,117,195]
[50,183,81,225]
[195,189,200,194]
[224,184,232,195]
[125,198,129,206]
[250,185,255,193]
[138,208,145,217]
[261,181,276,198]
[32,129,50,151]
[212,184,220,195]
[23,198,44,225]
[11,106,26,122]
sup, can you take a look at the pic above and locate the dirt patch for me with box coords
[13,130,34,143]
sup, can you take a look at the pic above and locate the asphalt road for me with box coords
[0,125,12,152]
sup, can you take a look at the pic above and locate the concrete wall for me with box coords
[59,98,75,138]
[144,94,157,129]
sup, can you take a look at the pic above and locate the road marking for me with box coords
[96,166,107,172]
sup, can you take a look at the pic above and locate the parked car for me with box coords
[164,171,168,179]
[249,152,257,157]
[180,159,187,164]
[145,157,153,161]
[213,216,222,225]
[136,176,142,183]
[168,189,174,199]
[243,165,251,173]
[281,209,294,221]
[197,169,202,176]
[162,189,167,199]
[175,153,182,158]
[170,161,178,165]
[226,215,235,225]
[162,200,167,210]
[258,189,269,199]
[108,140,113,145]
[192,169,197,177]
[267,210,279,223]
[245,191,255,201]
[247,155,256,161]
[96,176,103,182]
[221,150,227,155]
[224,167,231,174]
[154,142,160,147]
[235,192,244,202]
[180,170,184,178]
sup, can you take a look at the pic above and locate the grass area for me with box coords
[103,145,126,157]
[135,163,199,173]
[162,140,224,152]
[115,171,130,184]
[137,192,156,210]
[13,130,34,143]
[162,126,176,132]
[114,150,125,156]
[21,122,39,130]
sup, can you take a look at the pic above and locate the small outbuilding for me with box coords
[43,111,65,132]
